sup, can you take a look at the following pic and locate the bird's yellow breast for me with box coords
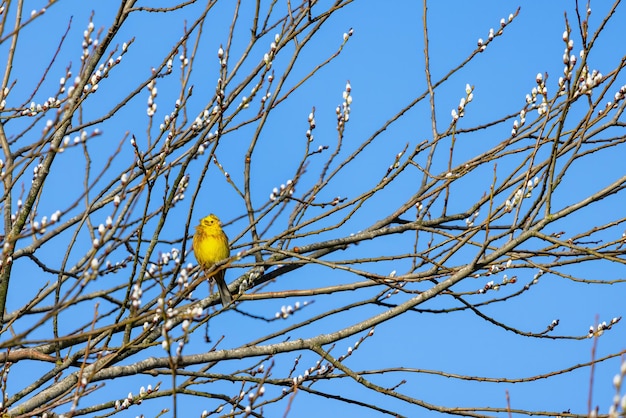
[193,215,230,267]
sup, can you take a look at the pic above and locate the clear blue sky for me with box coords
[3,1,625,416]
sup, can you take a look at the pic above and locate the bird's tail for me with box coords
[212,270,233,307]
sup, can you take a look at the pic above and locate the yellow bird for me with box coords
[193,214,232,306]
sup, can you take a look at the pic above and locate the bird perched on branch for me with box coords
[193,213,232,307]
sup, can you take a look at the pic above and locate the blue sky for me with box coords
[2,1,626,417]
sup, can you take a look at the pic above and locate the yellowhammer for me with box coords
[193,214,232,306]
